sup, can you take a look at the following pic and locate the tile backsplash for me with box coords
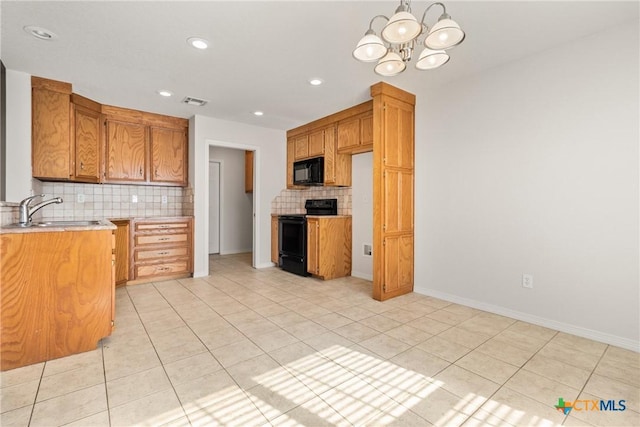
[29,181,194,221]
[0,202,19,226]
[271,187,352,215]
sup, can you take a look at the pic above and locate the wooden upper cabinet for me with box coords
[150,126,187,185]
[337,111,373,154]
[32,77,72,180]
[105,119,147,183]
[30,76,189,186]
[286,138,295,189]
[294,135,309,160]
[307,129,325,157]
[321,125,350,187]
[103,106,188,187]
[71,95,102,183]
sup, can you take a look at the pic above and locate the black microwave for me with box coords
[293,157,324,186]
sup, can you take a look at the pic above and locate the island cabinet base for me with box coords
[0,230,114,371]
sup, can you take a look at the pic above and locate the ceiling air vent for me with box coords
[182,96,208,106]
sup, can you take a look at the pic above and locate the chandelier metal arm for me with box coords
[419,2,448,27]
[367,14,390,32]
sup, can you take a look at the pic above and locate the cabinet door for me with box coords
[337,117,359,152]
[307,218,319,275]
[150,127,187,185]
[294,135,309,160]
[32,83,72,180]
[271,216,279,264]
[105,120,147,182]
[308,129,325,157]
[360,114,374,149]
[73,105,102,182]
[323,126,337,185]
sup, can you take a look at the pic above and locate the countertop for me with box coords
[0,219,116,234]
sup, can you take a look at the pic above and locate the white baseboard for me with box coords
[414,285,640,352]
[256,262,277,269]
[220,248,252,255]
[193,269,208,278]
[352,271,373,281]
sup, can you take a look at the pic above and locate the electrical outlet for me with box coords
[522,273,534,289]
[77,193,85,203]
[132,195,138,203]
[364,244,372,256]
[161,195,168,204]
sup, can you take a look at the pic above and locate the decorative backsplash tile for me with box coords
[28,181,194,221]
[0,202,19,226]
[271,187,352,215]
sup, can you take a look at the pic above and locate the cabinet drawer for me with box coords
[136,233,188,246]
[135,261,189,279]
[135,222,188,232]
[136,247,188,261]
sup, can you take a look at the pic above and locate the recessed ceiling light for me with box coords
[309,78,324,86]
[24,26,57,41]
[253,111,264,116]
[187,37,209,50]
[157,90,173,97]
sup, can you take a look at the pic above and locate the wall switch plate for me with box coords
[364,244,372,256]
[522,273,534,289]
[77,193,85,203]
[161,195,168,204]
[131,195,138,203]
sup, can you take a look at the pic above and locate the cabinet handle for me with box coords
[155,168,159,177]
[80,161,84,170]
[158,237,170,241]
[139,167,143,176]
[158,225,169,228]
[158,251,169,255]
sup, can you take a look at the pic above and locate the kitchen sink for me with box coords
[32,220,102,227]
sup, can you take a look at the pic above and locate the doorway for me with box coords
[208,160,221,254]
[207,145,256,272]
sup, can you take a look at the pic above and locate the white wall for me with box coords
[415,22,639,350]
[352,152,373,280]
[209,146,253,255]
[4,70,32,201]
[190,115,286,276]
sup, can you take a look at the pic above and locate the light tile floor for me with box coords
[1,253,639,426]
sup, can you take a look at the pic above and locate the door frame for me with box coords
[208,159,222,255]
[204,140,259,268]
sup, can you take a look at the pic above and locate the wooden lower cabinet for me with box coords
[307,216,352,280]
[0,229,114,371]
[129,217,193,283]
[271,215,279,264]
[112,220,130,286]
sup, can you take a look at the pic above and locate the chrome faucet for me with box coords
[18,194,64,226]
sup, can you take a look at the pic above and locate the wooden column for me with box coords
[371,82,415,301]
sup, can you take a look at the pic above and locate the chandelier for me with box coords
[353,1,465,77]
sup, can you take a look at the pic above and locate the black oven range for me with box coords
[278,198,337,276]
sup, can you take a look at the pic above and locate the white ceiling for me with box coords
[2,1,638,130]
